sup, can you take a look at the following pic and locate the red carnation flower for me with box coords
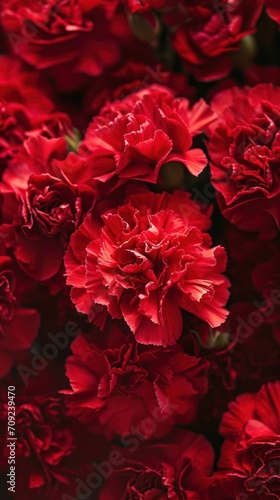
[65,190,230,346]
[0,134,96,281]
[208,84,280,235]
[64,323,209,439]
[0,99,30,170]
[0,56,54,119]
[0,2,122,91]
[171,0,263,81]
[217,381,280,500]
[0,393,108,499]
[78,84,215,187]
[0,56,65,173]
[124,0,263,81]
[99,429,214,500]
[0,255,40,378]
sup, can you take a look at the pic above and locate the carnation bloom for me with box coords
[217,381,280,499]
[99,429,214,500]
[0,134,96,281]
[171,0,263,81]
[0,393,107,499]
[0,1,122,91]
[0,56,64,173]
[123,0,263,81]
[65,191,230,346]
[0,99,30,171]
[208,84,280,235]
[0,255,40,378]
[78,84,215,187]
[64,324,209,438]
[0,56,53,118]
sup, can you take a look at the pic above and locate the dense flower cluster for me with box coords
[123,0,264,80]
[0,1,280,499]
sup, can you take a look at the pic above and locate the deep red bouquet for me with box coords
[0,1,280,499]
